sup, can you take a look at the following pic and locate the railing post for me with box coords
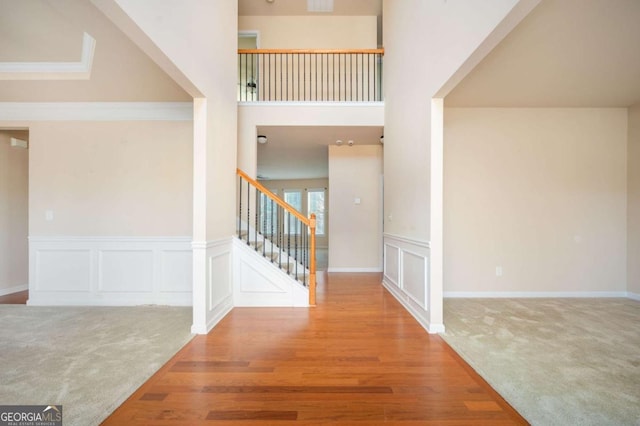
[309,213,317,306]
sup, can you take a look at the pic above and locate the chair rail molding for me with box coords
[28,236,192,306]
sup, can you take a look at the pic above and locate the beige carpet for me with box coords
[442,298,640,426]
[0,305,193,426]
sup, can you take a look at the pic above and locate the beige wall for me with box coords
[260,178,329,248]
[0,131,29,292]
[383,0,521,240]
[328,145,382,271]
[628,104,640,295]
[444,108,627,294]
[238,16,377,49]
[29,121,192,236]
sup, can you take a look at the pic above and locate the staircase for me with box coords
[235,169,316,306]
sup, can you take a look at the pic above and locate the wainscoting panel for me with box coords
[99,250,154,293]
[29,237,192,306]
[35,249,91,292]
[160,250,193,293]
[382,233,437,332]
[384,244,400,287]
[402,249,428,309]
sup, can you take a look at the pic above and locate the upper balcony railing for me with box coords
[238,49,384,102]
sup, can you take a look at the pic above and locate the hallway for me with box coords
[104,273,527,424]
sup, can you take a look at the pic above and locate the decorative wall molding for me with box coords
[191,236,234,334]
[0,32,96,80]
[382,234,443,333]
[444,291,634,299]
[327,267,383,273]
[28,236,192,306]
[0,102,193,121]
[383,233,430,249]
[0,284,28,297]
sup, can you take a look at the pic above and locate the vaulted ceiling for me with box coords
[446,0,640,107]
[0,0,189,101]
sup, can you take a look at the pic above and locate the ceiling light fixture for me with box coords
[257,135,267,144]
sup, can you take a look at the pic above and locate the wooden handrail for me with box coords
[237,168,316,306]
[237,168,310,225]
[238,48,384,55]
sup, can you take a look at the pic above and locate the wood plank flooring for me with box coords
[0,290,28,304]
[103,273,528,425]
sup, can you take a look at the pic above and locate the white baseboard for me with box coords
[627,292,640,301]
[0,284,28,297]
[29,236,192,306]
[327,267,383,273]
[444,291,630,298]
[383,278,444,334]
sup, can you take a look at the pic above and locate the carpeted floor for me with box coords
[0,305,193,426]
[442,298,640,426]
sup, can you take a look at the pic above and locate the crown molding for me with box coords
[0,33,96,80]
[0,102,193,121]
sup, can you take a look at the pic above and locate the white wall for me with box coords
[444,108,628,295]
[628,104,640,297]
[0,131,28,295]
[238,16,377,49]
[328,145,382,272]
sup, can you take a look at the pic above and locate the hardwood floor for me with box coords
[103,273,528,425]
[0,290,28,304]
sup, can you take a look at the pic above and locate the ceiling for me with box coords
[0,0,189,101]
[257,125,383,180]
[446,0,640,107]
[239,0,382,17]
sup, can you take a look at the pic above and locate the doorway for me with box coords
[0,129,29,304]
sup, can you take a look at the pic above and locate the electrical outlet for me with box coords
[495,266,503,277]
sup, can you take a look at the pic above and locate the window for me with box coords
[307,189,325,235]
[283,190,302,234]
[259,190,277,235]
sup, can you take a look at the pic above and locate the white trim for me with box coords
[238,101,384,107]
[0,284,28,297]
[30,236,191,243]
[0,102,193,121]
[383,233,430,249]
[191,236,234,250]
[628,292,640,301]
[0,33,96,80]
[327,267,383,273]
[444,291,630,298]
[383,278,444,334]
[29,236,192,306]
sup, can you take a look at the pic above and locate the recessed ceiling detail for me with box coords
[0,32,96,81]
